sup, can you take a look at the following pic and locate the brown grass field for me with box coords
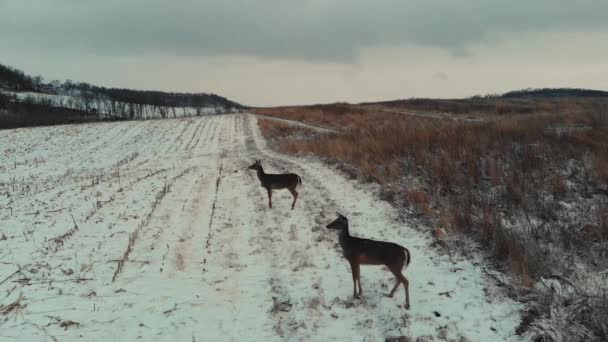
[254,98,608,340]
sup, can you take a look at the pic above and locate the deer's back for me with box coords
[340,235,407,266]
[260,173,300,189]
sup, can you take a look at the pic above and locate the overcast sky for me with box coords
[2,0,607,106]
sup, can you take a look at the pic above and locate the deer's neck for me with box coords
[256,167,266,181]
[338,227,351,247]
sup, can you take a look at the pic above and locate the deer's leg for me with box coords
[388,279,401,297]
[357,270,363,297]
[388,264,410,309]
[266,188,272,208]
[288,187,298,210]
[348,260,360,299]
[401,274,410,310]
[387,264,401,297]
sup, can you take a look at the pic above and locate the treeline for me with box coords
[0,62,245,128]
[61,81,244,117]
[0,92,101,129]
[501,88,608,98]
[0,64,39,91]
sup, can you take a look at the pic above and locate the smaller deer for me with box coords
[248,160,302,210]
[326,213,412,309]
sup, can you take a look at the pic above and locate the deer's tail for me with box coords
[403,247,411,267]
[296,175,302,185]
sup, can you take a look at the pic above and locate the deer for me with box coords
[248,160,302,210]
[326,213,412,309]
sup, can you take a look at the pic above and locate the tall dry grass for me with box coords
[257,118,314,139]
[361,97,608,118]
[257,100,608,340]
[253,103,395,130]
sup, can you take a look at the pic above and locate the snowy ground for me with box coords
[0,114,524,341]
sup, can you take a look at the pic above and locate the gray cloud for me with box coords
[2,1,607,106]
[2,0,608,61]
[435,72,448,81]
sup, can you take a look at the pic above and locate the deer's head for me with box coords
[326,213,348,230]
[248,160,262,171]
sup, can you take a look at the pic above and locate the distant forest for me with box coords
[0,63,244,129]
[500,88,608,98]
[358,87,608,116]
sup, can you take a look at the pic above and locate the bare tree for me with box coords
[32,75,44,91]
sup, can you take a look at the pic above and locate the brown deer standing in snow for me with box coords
[248,160,302,210]
[326,213,412,309]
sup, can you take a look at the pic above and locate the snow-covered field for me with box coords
[0,114,524,341]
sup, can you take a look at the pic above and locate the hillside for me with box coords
[0,63,244,128]
[358,88,608,117]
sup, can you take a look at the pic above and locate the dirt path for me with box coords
[251,113,337,133]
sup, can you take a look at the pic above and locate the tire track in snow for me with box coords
[68,121,145,168]
[111,165,195,282]
[216,118,299,338]
[114,118,224,279]
[202,161,223,272]
[166,119,194,153]
[190,117,210,150]
[240,115,341,339]
[205,118,220,151]
[184,117,206,150]
[130,118,223,271]
[201,153,278,339]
